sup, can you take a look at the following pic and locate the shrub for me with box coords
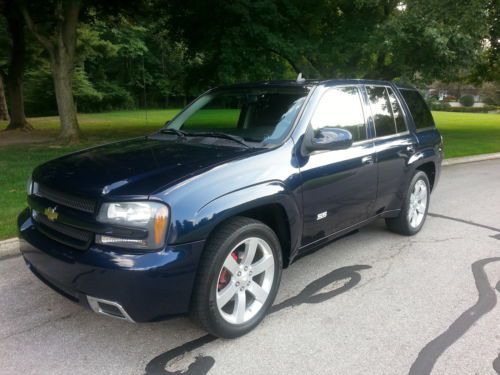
[483,96,500,106]
[432,105,497,113]
[430,102,451,111]
[459,95,475,107]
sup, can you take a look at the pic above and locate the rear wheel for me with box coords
[190,217,282,338]
[385,171,430,236]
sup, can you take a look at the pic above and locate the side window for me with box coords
[387,88,407,133]
[310,86,367,142]
[366,86,396,137]
[400,89,435,129]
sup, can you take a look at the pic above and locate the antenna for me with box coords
[296,72,306,83]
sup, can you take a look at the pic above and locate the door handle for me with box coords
[361,155,374,164]
[406,145,416,154]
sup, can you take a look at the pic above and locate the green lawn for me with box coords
[0,109,499,240]
[432,112,500,158]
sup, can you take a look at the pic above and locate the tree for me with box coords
[0,74,8,121]
[5,0,31,130]
[0,0,32,130]
[162,0,492,85]
[363,0,491,83]
[470,0,499,83]
[20,0,81,142]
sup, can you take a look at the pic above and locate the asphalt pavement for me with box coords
[1,159,499,375]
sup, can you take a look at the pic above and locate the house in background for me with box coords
[423,82,500,107]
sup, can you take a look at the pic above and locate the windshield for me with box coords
[166,87,309,144]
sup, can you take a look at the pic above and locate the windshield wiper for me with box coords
[159,128,187,138]
[159,129,252,148]
[186,132,252,148]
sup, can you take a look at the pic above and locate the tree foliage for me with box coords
[1,0,497,119]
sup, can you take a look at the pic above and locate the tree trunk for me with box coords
[0,75,9,122]
[5,1,31,131]
[20,0,80,142]
[51,58,80,143]
[52,0,80,143]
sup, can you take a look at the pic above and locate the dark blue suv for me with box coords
[18,79,443,338]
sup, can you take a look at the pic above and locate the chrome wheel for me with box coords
[216,237,275,325]
[408,179,428,228]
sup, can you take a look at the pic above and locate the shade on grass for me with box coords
[0,110,499,240]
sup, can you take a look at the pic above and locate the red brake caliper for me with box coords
[218,251,238,290]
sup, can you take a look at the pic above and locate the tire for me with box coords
[385,171,430,236]
[190,216,283,338]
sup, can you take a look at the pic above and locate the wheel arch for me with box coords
[169,181,301,268]
[415,161,436,191]
[229,203,292,267]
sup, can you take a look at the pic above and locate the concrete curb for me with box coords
[442,152,500,166]
[1,152,499,257]
[0,237,20,258]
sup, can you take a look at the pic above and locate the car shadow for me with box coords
[143,264,372,375]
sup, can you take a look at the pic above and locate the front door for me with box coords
[300,86,377,246]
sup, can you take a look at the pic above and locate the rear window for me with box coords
[400,89,435,129]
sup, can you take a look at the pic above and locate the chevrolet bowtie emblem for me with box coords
[44,207,59,222]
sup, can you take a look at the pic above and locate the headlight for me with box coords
[26,175,33,195]
[96,201,169,250]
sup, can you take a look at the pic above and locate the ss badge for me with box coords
[316,211,327,221]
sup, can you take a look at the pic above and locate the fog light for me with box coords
[96,235,147,247]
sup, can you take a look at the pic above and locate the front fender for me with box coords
[167,181,302,252]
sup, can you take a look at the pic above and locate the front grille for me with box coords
[33,212,93,250]
[34,183,96,213]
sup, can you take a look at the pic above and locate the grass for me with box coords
[0,109,499,240]
[432,112,500,158]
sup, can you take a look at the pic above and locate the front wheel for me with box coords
[190,217,283,338]
[385,171,430,236]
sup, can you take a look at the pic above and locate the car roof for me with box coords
[217,79,418,91]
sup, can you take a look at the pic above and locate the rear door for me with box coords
[364,85,416,213]
[300,85,377,246]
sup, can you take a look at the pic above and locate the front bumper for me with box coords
[18,209,205,322]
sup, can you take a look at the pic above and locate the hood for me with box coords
[33,137,259,198]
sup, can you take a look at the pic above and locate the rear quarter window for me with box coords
[400,89,435,130]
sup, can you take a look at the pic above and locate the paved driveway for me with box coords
[1,159,499,375]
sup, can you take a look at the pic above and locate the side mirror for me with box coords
[302,127,353,155]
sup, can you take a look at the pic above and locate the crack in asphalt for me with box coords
[409,236,464,244]
[144,265,371,375]
[0,312,75,342]
[428,213,500,233]
[409,257,500,375]
[0,253,22,262]
[353,242,407,298]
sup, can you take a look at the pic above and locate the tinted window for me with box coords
[367,86,396,137]
[400,89,435,129]
[387,88,407,133]
[311,86,367,142]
